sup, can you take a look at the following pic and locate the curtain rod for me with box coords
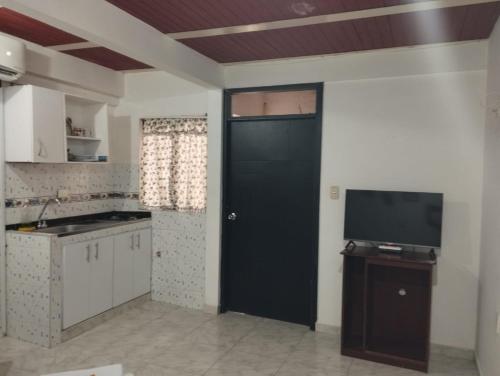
[142,113,207,120]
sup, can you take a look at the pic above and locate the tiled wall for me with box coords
[5,163,139,225]
[4,233,53,347]
[4,162,207,310]
[152,211,206,309]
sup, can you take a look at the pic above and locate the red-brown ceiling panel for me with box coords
[105,0,433,33]
[179,3,500,63]
[0,7,85,46]
[63,47,151,71]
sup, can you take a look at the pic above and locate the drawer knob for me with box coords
[398,288,407,296]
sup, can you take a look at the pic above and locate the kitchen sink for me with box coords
[35,220,124,236]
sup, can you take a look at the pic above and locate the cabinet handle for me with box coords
[37,139,44,157]
[131,234,135,250]
[95,242,99,260]
[86,244,91,263]
[136,233,141,249]
[398,288,407,297]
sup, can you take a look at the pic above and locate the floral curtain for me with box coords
[140,117,207,212]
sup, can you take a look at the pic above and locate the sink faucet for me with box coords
[37,198,61,229]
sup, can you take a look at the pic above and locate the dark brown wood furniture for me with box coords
[340,246,436,372]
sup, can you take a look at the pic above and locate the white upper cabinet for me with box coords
[4,85,66,163]
[3,84,110,164]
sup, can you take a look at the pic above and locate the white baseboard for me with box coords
[475,354,484,376]
[315,322,341,335]
[314,322,475,361]
[203,304,219,315]
[430,343,475,361]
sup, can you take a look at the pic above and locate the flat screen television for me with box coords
[344,189,443,248]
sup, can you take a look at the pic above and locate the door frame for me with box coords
[219,82,324,329]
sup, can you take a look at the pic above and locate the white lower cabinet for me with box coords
[63,242,92,329]
[63,236,113,329]
[113,229,152,306]
[134,229,152,298]
[113,232,135,307]
[62,228,152,330]
[89,237,114,317]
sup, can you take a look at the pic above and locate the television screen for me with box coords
[344,190,443,248]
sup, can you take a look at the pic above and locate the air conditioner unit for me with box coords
[0,34,25,81]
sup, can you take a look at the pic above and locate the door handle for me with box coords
[86,244,91,263]
[95,242,99,260]
[131,234,135,250]
[227,212,238,221]
[136,233,141,249]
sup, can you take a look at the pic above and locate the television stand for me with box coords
[340,246,436,372]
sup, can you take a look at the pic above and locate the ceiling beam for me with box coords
[169,0,496,40]
[50,41,98,52]
[0,0,224,88]
[0,31,124,98]
[224,41,488,88]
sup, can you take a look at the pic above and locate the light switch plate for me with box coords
[330,186,339,200]
[57,189,70,199]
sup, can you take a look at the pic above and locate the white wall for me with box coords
[476,21,500,376]
[113,71,215,310]
[117,61,487,351]
[205,90,223,312]
[319,71,486,350]
[113,71,209,163]
[224,41,487,89]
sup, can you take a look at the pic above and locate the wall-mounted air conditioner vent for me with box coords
[0,34,25,82]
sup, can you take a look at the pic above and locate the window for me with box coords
[139,117,207,212]
[231,89,317,117]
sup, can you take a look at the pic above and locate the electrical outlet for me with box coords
[57,189,70,199]
[330,186,340,200]
[497,313,500,335]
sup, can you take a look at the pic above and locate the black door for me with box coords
[222,91,322,327]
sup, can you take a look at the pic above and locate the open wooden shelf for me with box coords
[65,95,109,163]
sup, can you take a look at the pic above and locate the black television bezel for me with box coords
[343,189,444,248]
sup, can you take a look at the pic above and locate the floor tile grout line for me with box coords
[268,327,309,376]
[199,319,259,376]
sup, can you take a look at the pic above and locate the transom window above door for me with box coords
[230,89,317,118]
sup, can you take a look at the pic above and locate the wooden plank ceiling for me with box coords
[0,1,499,68]
[106,0,500,63]
[179,3,500,63]
[105,0,432,33]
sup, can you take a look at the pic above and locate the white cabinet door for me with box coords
[89,237,114,317]
[32,86,65,163]
[113,232,135,307]
[133,229,152,298]
[63,242,91,329]
[4,85,65,163]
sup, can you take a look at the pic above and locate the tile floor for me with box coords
[0,301,479,376]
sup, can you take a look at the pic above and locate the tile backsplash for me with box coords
[5,163,139,224]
